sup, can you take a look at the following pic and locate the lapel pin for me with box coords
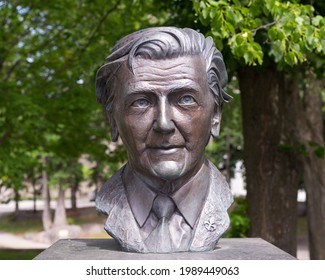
[204,217,217,232]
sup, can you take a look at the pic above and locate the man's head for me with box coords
[96,27,230,182]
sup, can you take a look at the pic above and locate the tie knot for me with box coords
[152,195,175,220]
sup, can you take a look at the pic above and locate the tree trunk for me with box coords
[14,188,19,217]
[289,70,325,259]
[53,186,67,228]
[42,159,52,231]
[238,64,300,256]
[33,184,37,213]
[70,184,78,210]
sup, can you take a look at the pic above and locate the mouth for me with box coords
[147,145,183,154]
[149,145,182,150]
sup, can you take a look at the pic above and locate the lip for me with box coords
[148,145,182,149]
[147,146,183,154]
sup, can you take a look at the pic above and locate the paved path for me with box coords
[0,200,95,218]
[0,232,50,249]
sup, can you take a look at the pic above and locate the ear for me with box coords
[110,119,119,142]
[107,113,119,142]
[211,107,222,138]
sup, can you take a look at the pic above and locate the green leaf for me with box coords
[284,52,296,66]
[269,40,285,62]
[306,26,314,46]
[202,8,209,19]
[312,15,323,27]
[225,21,235,35]
[265,0,276,12]
[276,29,285,41]
[268,27,278,41]
[208,0,221,7]
[209,8,217,19]
[235,33,244,45]
[295,17,303,26]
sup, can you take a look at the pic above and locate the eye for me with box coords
[178,95,196,105]
[131,98,151,108]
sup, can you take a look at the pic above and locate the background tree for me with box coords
[295,0,325,261]
[0,0,169,229]
[193,0,325,258]
[289,68,325,259]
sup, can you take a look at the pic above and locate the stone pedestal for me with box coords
[34,238,295,260]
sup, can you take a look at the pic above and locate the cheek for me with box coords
[176,109,213,148]
[116,113,152,151]
[127,114,152,137]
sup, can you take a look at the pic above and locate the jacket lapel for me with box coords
[96,167,147,252]
[190,162,233,251]
[104,190,147,252]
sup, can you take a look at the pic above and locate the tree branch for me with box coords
[252,20,279,36]
[80,0,123,54]
[3,59,21,81]
[46,0,123,81]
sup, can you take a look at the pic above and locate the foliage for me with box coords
[0,0,170,203]
[225,196,250,238]
[193,0,325,68]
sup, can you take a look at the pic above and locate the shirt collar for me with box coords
[123,161,210,228]
[170,161,210,228]
[123,164,156,227]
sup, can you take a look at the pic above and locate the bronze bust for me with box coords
[95,27,233,253]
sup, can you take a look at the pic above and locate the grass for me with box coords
[0,214,43,235]
[0,249,43,260]
[67,214,106,226]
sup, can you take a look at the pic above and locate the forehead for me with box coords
[119,55,208,94]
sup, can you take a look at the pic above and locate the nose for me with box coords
[153,97,175,134]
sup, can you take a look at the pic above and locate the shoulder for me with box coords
[95,165,126,215]
[207,160,234,210]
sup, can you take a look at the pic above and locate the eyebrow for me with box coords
[125,85,201,97]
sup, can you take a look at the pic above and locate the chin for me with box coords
[151,161,185,181]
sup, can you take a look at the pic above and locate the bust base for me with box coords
[34,238,295,260]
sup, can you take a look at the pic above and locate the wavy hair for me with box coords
[96,27,230,141]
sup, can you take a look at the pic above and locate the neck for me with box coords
[130,159,206,194]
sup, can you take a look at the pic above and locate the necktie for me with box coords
[145,195,176,252]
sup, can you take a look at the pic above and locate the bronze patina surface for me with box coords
[95,27,233,253]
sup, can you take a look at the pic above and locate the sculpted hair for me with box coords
[96,27,230,141]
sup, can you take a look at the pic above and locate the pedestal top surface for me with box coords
[34,238,296,260]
